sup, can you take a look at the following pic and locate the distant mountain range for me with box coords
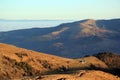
[0,19,120,58]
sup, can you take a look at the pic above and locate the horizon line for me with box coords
[0,17,120,21]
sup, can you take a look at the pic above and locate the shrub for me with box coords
[38,60,52,69]
[15,52,28,58]
[15,62,33,76]
[2,56,16,65]
[56,66,69,73]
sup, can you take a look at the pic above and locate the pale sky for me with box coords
[0,0,120,20]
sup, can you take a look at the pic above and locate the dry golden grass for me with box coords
[0,43,119,80]
[19,70,119,80]
[40,70,119,80]
[0,43,81,79]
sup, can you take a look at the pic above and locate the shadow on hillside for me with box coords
[44,64,120,77]
[93,52,120,77]
[44,66,89,75]
[86,64,120,77]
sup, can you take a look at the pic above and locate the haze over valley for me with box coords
[0,20,74,32]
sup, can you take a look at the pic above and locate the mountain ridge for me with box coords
[0,18,120,58]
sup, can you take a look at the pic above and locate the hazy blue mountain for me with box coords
[0,19,120,58]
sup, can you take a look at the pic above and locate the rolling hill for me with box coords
[1,43,119,80]
[0,19,120,58]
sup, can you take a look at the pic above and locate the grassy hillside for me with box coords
[94,52,120,76]
[0,43,119,79]
[0,43,109,79]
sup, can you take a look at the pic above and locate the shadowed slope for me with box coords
[0,19,120,58]
[94,52,120,76]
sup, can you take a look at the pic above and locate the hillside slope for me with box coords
[34,70,119,80]
[0,43,111,79]
[0,19,120,57]
[94,52,120,76]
